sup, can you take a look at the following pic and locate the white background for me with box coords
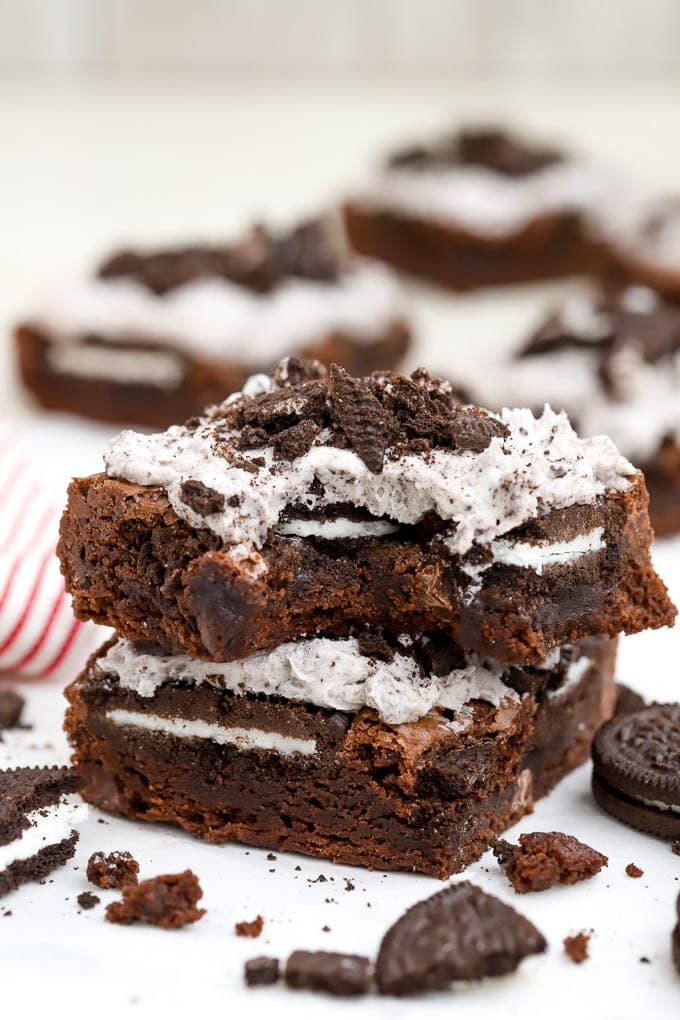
[0,54,679,1020]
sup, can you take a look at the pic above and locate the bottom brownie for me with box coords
[65,634,616,878]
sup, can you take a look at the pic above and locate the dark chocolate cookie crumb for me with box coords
[179,479,225,516]
[613,683,646,719]
[375,881,546,995]
[266,852,277,861]
[271,420,320,461]
[672,841,680,856]
[77,891,100,910]
[235,914,264,938]
[344,878,356,892]
[0,690,24,731]
[564,931,591,964]
[625,863,644,878]
[244,956,280,987]
[356,630,396,662]
[329,364,397,472]
[105,870,205,930]
[492,832,608,893]
[285,950,372,997]
[87,850,139,890]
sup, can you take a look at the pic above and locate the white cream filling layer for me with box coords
[351,160,617,237]
[106,710,316,756]
[46,343,185,389]
[105,399,634,569]
[547,655,592,699]
[275,517,400,539]
[0,799,87,871]
[27,262,404,364]
[638,796,680,815]
[490,527,605,575]
[98,635,518,726]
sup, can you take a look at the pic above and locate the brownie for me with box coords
[492,831,608,893]
[87,849,139,889]
[105,870,205,929]
[476,286,680,536]
[58,361,675,667]
[64,632,615,878]
[0,766,83,897]
[16,219,410,429]
[235,915,264,937]
[597,196,680,304]
[564,931,591,964]
[344,127,606,291]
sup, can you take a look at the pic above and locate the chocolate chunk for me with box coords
[591,705,680,840]
[87,850,139,890]
[179,480,225,517]
[356,630,396,663]
[563,931,591,964]
[491,832,608,893]
[285,950,372,997]
[625,863,643,878]
[614,683,646,719]
[0,690,24,731]
[77,891,100,910]
[244,956,280,987]
[329,365,397,472]
[105,870,205,929]
[272,420,320,461]
[235,914,264,937]
[375,881,546,995]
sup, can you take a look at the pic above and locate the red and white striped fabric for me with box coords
[0,419,101,680]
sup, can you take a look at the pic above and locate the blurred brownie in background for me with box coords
[15,217,410,429]
[595,195,680,304]
[344,127,615,291]
[474,285,680,536]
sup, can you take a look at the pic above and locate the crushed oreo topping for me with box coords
[179,479,225,516]
[97,218,344,295]
[388,127,562,178]
[329,365,399,472]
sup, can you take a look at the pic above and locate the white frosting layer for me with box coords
[476,291,680,462]
[596,192,680,274]
[97,635,518,726]
[46,343,185,389]
[351,161,617,237]
[104,399,634,570]
[106,709,316,756]
[0,799,87,871]
[27,262,404,365]
[547,654,592,699]
[275,517,400,539]
[490,527,605,575]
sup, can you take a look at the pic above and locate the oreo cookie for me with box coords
[375,881,546,996]
[591,704,680,839]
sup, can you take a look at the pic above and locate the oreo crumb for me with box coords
[0,690,24,731]
[179,479,225,516]
[77,891,100,911]
[285,950,372,997]
[235,915,264,938]
[673,841,680,856]
[245,956,280,987]
[87,850,139,890]
[625,863,644,878]
[266,853,277,861]
[640,956,651,964]
[105,870,205,929]
[564,931,591,964]
[344,878,356,892]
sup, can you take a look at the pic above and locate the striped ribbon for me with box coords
[0,419,101,680]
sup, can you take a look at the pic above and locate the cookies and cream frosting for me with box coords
[104,361,634,574]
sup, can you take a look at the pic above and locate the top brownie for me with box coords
[58,359,676,665]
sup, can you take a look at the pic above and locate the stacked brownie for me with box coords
[16,218,409,429]
[59,359,675,877]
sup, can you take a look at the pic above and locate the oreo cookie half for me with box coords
[591,704,680,839]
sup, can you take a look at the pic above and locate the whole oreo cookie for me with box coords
[591,704,680,839]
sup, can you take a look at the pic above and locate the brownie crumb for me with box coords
[640,956,651,964]
[105,870,205,930]
[245,956,280,987]
[322,925,331,932]
[625,863,644,878]
[672,841,680,856]
[235,914,264,938]
[77,891,100,911]
[492,832,608,893]
[266,852,277,861]
[285,950,372,997]
[0,689,25,731]
[564,931,591,964]
[309,874,327,884]
[87,850,139,890]
[344,878,356,892]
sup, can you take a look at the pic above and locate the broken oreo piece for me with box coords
[0,690,24,731]
[491,832,608,893]
[285,950,372,997]
[105,870,205,929]
[245,956,280,987]
[375,881,546,996]
[179,479,225,516]
[592,705,680,840]
[329,364,397,472]
[613,683,646,719]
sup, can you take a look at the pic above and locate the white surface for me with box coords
[0,78,679,1016]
